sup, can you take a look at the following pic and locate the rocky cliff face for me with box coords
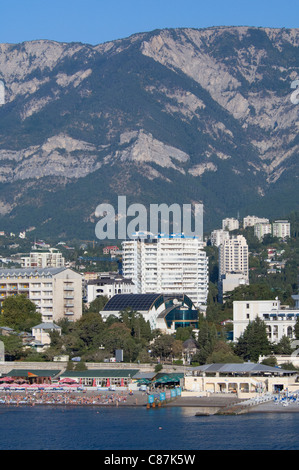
[0,27,298,237]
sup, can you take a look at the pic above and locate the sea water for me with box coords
[0,405,298,450]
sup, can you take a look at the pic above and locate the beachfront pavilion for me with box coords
[58,369,140,387]
[185,363,298,398]
[2,369,62,384]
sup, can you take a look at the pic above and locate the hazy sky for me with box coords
[0,0,298,45]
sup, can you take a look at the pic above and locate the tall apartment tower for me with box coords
[122,234,209,307]
[218,235,249,300]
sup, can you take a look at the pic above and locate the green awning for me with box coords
[60,369,139,379]
[5,369,61,378]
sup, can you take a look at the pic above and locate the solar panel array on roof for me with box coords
[103,293,162,311]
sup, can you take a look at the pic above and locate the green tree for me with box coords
[0,294,42,332]
[273,335,293,355]
[206,340,243,363]
[119,308,152,341]
[294,318,299,340]
[234,317,271,362]
[74,312,106,350]
[225,284,275,307]
[191,321,217,365]
[151,335,176,362]
[0,334,24,360]
[87,295,109,313]
[175,326,195,342]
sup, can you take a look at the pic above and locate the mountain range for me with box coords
[0,26,298,239]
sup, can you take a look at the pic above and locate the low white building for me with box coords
[86,273,135,303]
[222,218,239,231]
[233,298,299,344]
[32,322,62,348]
[221,272,249,299]
[184,363,297,397]
[243,215,269,228]
[210,229,229,247]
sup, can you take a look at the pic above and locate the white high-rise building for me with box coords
[122,234,209,307]
[219,235,249,280]
[218,235,249,300]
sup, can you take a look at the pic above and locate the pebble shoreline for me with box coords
[0,389,149,407]
[1,391,299,413]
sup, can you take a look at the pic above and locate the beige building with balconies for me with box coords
[0,267,82,323]
[21,248,65,268]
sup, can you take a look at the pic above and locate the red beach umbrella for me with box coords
[59,378,78,384]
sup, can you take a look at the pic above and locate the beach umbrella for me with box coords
[59,378,78,384]
[137,379,150,385]
[154,375,168,383]
[0,377,14,383]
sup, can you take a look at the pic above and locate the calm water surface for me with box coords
[0,405,298,450]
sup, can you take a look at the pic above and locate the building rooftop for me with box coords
[0,267,67,277]
[5,369,62,378]
[102,293,162,312]
[188,363,297,375]
[60,369,140,379]
[87,276,134,286]
[32,322,61,330]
